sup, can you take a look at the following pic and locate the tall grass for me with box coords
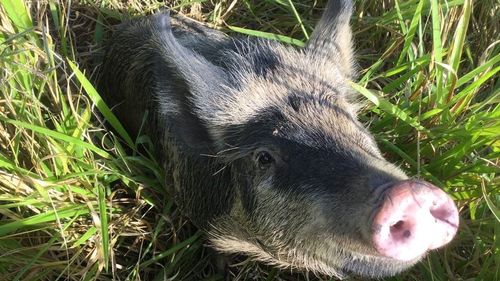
[0,0,498,280]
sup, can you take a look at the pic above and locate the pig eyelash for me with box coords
[199,145,241,159]
[215,144,266,164]
[212,165,228,176]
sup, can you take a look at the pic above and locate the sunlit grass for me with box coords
[0,0,498,280]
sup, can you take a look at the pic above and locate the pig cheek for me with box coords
[307,195,380,254]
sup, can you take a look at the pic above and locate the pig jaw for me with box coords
[205,164,458,278]
[207,213,418,279]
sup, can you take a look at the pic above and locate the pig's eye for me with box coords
[256,151,275,169]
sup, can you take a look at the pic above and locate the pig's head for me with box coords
[152,1,459,278]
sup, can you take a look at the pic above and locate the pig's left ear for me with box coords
[152,12,229,103]
[306,0,354,76]
[151,13,230,150]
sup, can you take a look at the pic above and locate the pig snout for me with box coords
[372,180,459,261]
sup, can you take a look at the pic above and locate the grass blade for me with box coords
[1,0,32,30]
[227,25,305,47]
[0,206,89,236]
[285,0,308,39]
[0,117,111,158]
[67,60,135,149]
[351,82,428,132]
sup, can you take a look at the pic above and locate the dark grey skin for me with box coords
[99,1,418,278]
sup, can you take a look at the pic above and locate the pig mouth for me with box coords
[341,252,421,278]
[297,243,420,278]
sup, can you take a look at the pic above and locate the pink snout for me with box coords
[372,180,459,261]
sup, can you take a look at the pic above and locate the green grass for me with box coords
[0,0,498,280]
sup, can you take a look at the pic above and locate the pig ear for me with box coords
[306,0,354,76]
[151,13,229,150]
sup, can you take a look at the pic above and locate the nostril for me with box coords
[430,205,458,228]
[430,206,451,220]
[391,220,404,229]
[390,220,412,239]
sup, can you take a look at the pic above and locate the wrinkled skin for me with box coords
[99,0,458,278]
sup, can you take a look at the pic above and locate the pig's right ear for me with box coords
[306,0,354,77]
[151,13,229,150]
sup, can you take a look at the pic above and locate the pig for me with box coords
[98,0,459,278]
